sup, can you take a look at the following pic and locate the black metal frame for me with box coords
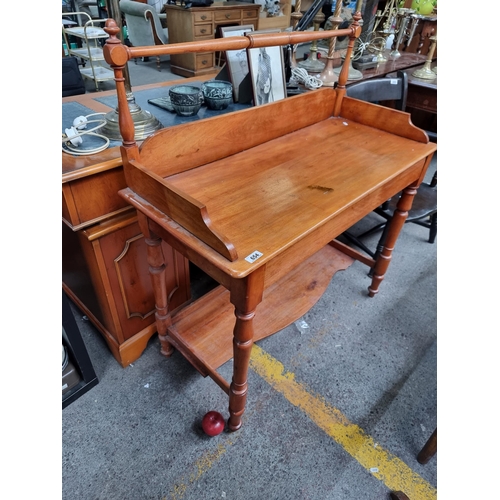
[62,291,99,409]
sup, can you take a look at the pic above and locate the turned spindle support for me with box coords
[227,267,265,431]
[102,8,161,142]
[334,0,363,81]
[368,184,417,297]
[136,212,175,358]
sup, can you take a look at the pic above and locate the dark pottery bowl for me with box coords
[201,80,233,110]
[169,85,203,116]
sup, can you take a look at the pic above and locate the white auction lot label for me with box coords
[245,251,263,263]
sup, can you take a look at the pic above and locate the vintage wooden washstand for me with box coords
[103,13,436,431]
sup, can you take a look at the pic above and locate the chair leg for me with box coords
[390,492,410,500]
[156,56,161,71]
[428,212,437,243]
[417,428,437,465]
[430,171,437,188]
[369,222,390,277]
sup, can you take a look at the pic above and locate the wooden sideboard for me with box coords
[164,2,260,77]
[62,83,198,367]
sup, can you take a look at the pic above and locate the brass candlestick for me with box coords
[333,0,363,81]
[389,8,414,59]
[290,0,303,68]
[298,11,326,73]
[406,13,423,49]
[412,36,437,79]
[100,0,161,141]
[317,0,343,87]
[368,0,397,63]
[371,9,392,63]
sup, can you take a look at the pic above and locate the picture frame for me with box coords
[220,25,255,102]
[246,29,287,107]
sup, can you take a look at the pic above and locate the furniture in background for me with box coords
[163,2,260,77]
[103,19,436,430]
[62,85,193,367]
[343,71,437,262]
[402,61,437,141]
[257,0,292,31]
[62,12,114,91]
[119,0,169,71]
[62,56,86,97]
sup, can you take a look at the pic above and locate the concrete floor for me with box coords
[63,52,437,500]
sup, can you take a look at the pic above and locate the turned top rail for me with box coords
[102,15,362,150]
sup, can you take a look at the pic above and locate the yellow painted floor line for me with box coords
[249,344,437,500]
[167,439,236,500]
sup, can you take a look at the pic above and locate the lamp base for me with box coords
[412,65,436,80]
[334,61,363,81]
[101,94,162,141]
[298,56,325,74]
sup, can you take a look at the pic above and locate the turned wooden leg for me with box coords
[417,428,437,464]
[228,267,265,431]
[390,492,410,500]
[137,212,174,357]
[368,184,417,297]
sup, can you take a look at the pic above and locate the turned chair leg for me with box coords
[417,428,437,465]
[430,171,437,187]
[156,56,161,71]
[390,492,410,500]
[428,212,437,243]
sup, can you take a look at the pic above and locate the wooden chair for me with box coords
[389,428,437,500]
[119,0,169,71]
[342,72,437,264]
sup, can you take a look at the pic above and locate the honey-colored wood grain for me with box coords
[138,89,337,177]
[107,17,436,428]
[125,98,434,277]
[341,97,429,143]
[167,244,353,375]
[62,166,130,229]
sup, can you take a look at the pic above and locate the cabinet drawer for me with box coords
[194,23,213,37]
[194,11,213,22]
[242,9,258,20]
[195,52,214,70]
[62,167,130,230]
[214,9,240,21]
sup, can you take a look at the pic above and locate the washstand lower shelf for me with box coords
[166,243,354,390]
